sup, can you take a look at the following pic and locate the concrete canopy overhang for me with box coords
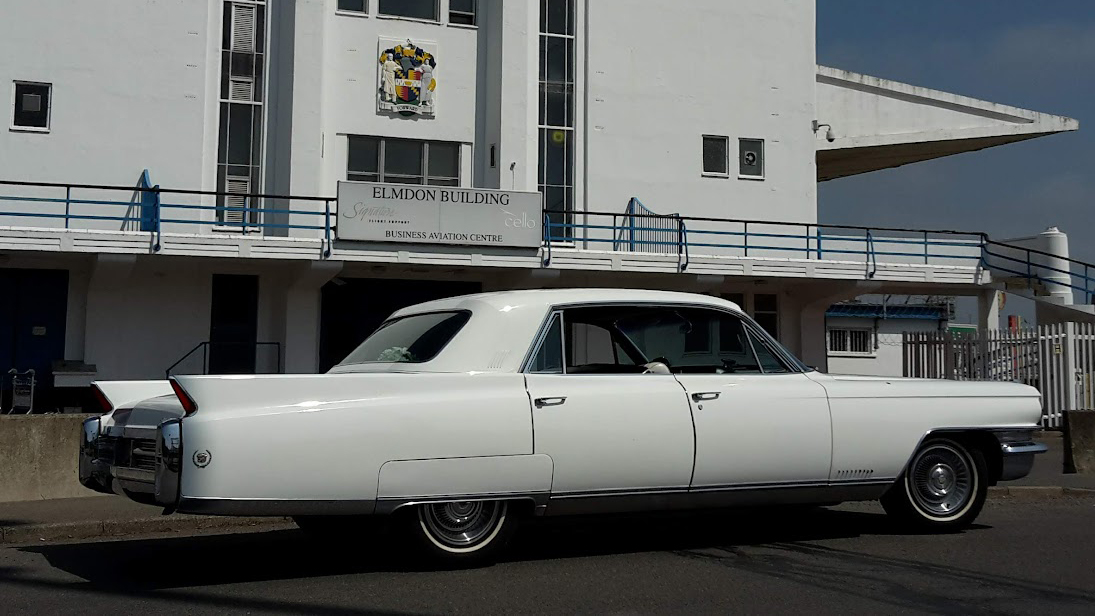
[815,65,1079,181]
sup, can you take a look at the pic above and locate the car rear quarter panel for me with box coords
[176,373,534,502]
[812,375,1043,480]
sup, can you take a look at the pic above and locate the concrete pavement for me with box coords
[0,495,292,545]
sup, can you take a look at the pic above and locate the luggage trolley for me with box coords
[4,369,35,414]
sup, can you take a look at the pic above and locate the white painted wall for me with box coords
[583,0,818,223]
[81,257,296,380]
[0,0,218,196]
[826,316,944,377]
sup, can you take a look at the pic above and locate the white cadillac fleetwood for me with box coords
[80,289,1046,563]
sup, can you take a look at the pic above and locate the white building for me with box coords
[0,0,1081,411]
[826,302,949,377]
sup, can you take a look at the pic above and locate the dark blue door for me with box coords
[0,268,68,410]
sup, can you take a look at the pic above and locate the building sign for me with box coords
[337,182,543,249]
[378,38,437,117]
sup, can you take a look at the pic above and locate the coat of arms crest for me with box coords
[378,39,437,116]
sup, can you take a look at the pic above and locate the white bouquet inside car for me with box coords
[377,346,414,362]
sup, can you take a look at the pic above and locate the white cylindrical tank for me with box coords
[1033,227,1073,305]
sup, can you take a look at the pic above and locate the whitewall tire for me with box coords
[881,437,988,530]
[405,500,517,565]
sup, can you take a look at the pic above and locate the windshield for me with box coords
[338,311,470,365]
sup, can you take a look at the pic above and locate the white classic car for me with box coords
[80,289,1046,563]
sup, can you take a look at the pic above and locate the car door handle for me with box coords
[691,392,720,402]
[534,396,567,408]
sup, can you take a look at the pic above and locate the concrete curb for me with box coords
[988,486,1095,499]
[0,515,294,546]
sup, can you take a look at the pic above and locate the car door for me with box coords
[524,309,695,496]
[628,307,832,489]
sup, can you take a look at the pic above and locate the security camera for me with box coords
[813,121,836,143]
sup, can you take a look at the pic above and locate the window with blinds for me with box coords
[231,4,256,52]
[216,1,266,228]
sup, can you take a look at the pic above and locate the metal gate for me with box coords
[903,323,1095,428]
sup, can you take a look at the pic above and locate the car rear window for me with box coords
[339,311,471,365]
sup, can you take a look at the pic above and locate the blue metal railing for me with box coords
[544,207,986,273]
[982,239,1095,305]
[3,178,1095,304]
[0,178,336,258]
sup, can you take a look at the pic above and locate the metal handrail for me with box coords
[4,178,1095,303]
[165,341,283,377]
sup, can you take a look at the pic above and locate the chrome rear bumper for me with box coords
[79,415,183,511]
[155,419,182,512]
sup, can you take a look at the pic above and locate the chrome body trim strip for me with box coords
[543,481,892,516]
[374,491,550,515]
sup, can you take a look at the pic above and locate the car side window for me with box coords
[615,307,773,374]
[529,313,563,374]
[565,320,640,374]
[746,327,791,374]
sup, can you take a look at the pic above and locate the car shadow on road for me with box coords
[18,504,949,587]
[7,504,1092,614]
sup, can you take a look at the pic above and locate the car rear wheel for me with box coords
[403,500,516,566]
[881,437,987,531]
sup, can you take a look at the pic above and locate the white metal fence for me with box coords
[903,323,1095,428]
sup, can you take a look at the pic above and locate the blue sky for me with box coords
[817,1,1095,263]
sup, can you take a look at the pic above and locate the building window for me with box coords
[739,138,764,179]
[539,0,575,238]
[338,0,366,13]
[702,135,728,176]
[449,0,476,25]
[828,328,875,355]
[11,82,51,131]
[216,1,266,227]
[378,0,438,21]
[347,136,460,186]
[753,293,779,339]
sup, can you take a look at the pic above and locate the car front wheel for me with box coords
[404,500,516,566]
[881,437,988,530]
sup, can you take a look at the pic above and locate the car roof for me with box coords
[390,288,744,318]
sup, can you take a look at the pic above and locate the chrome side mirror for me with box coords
[642,361,672,375]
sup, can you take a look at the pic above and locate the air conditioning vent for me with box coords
[223,176,250,224]
[229,78,253,102]
[231,3,256,52]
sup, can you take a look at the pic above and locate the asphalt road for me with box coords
[1,498,1094,615]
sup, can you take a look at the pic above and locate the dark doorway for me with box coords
[0,268,68,410]
[208,274,259,374]
[319,278,482,372]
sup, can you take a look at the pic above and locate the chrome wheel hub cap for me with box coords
[909,444,974,517]
[420,501,504,548]
[927,464,955,496]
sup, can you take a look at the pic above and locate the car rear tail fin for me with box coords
[90,380,174,413]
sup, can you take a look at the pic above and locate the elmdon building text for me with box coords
[371,186,513,205]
